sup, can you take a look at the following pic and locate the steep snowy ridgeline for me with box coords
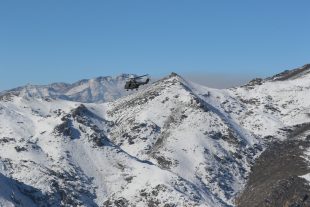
[267,63,310,81]
[0,74,133,103]
[106,74,263,206]
[226,64,310,139]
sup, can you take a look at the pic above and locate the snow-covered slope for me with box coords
[1,64,310,207]
[227,64,310,138]
[104,74,264,206]
[0,74,133,103]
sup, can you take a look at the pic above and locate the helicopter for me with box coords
[124,74,150,91]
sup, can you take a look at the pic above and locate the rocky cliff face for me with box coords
[0,64,310,207]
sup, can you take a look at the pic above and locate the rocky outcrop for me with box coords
[268,64,310,81]
[236,131,310,207]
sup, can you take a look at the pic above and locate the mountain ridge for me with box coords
[0,65,310,206]
[0,74,133,103]
[2,63,310,103]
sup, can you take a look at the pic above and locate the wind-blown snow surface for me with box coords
[1,65,310,207]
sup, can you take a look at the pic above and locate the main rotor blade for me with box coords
[134,74,149,79]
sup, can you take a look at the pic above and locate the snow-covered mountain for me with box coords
[1,64,310,207]
[0,74,134,103]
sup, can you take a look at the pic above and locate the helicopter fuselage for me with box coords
[124,78,150,90]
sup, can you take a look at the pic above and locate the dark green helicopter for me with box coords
[124,74,150,91]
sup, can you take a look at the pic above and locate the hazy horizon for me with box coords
[0,70,271,92]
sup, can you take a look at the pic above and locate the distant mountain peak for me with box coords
[0,74,135,103]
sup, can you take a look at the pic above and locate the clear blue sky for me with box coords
[0,0,310,90]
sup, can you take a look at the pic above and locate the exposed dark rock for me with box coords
[239,98,260,105]
[124,176,134,183]
[244,78,264,89]
[268,64,310,81]
[264,104,280,113]
[114,198,129,207]
[236,138,310,207]
[153,155,173,169]
[54,104,112,147]
[147,199,160,207]
[53,109,63,117]
[89,132,107,147]
[0,137,15,143]
[169,72,179,78]
[14,146,28,152]
[289,123,310,138]
[46,166,98,207]
[222,129,240,145]
[54,119,80,139]
[164,204,177,207]
[208,131,222,140]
